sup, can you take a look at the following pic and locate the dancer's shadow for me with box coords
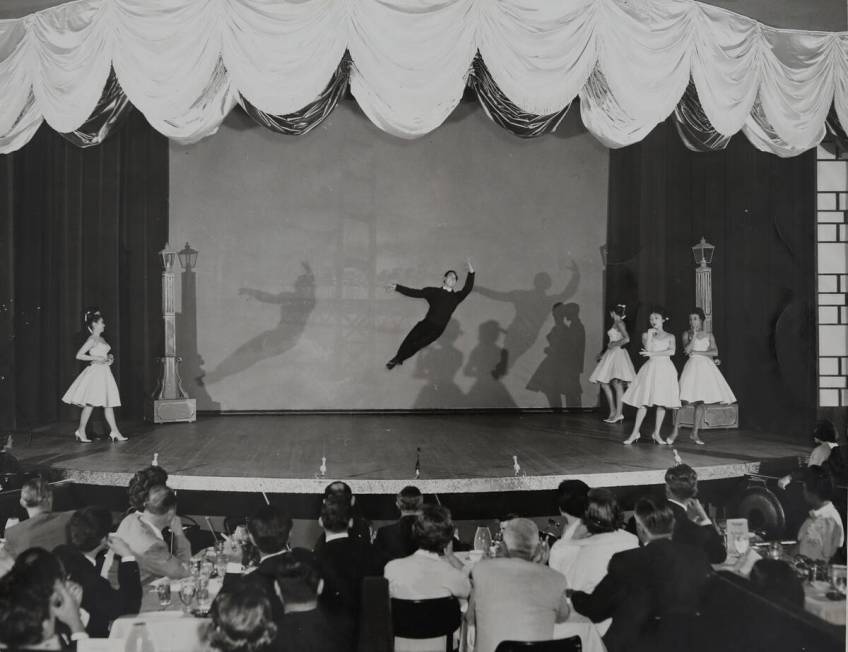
[202,262,316,384]
[526,302,586,409]
[464,320,516,408]
[475,261,580,373]
[412,320,466,409]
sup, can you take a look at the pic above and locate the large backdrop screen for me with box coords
[169,104,608,411]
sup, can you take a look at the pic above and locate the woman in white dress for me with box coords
[622,308,680,445]
[62,310,126,443]
[667,308,736,445]
[588,304,636,423]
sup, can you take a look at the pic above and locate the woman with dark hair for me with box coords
[204,582,278,652]
[548,489,638,633]
[777,420,840,489]
[622,307,680,445]
[588,304,636,423]
[384,505,471,652]
[667,308,736,445]
[127,465,169,513]
[0,548,89,650]
[61,309,127,443]
[385,259,475,369]
[749,559,805,609]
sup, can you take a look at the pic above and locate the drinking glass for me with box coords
[473,527,492,556]
[829,564,847,596]
[179,581,196,612]
[767,541,783,560]
[156,583,171,608]
[196,587,212,614]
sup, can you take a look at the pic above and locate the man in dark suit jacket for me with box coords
[665,464,726,563]
[4,478,73,558]
[572,498,713,652]
[315,496,377,619]
[314,481,372,552]
[53,506,142,637]
[373,485,422,570]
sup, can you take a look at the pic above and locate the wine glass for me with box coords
[179,581,196,613]
[829,564,847,596]
[473,527,492,556]
[196,586,212,615]
[156,582,171,609]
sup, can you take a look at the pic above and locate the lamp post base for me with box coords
[677,403,739,430]
[145,398,196,424]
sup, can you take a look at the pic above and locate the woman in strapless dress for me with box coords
[62,310,127,443]
[667,308,736,445]
[588,304,635,423]
[622,307,681,445]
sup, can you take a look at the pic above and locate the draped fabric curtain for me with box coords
[0,0,844,155]
[0,110,167,427]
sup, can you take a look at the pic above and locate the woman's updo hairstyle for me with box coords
[608,304,626,318]
[83,307,103,333]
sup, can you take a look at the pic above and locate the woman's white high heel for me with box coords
[74,430,93,443]
[109,431,128,442]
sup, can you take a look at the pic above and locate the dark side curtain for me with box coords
[606,119,816,437]
[0,109,168,428]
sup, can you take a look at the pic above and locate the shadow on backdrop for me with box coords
[526,302,585,409]
[176,269,220,411]
[464,320,516,408]
[201,261,316,384]
[475,262,580,373]
[412,319,466,409]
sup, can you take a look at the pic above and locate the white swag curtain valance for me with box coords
[0,0,845,155]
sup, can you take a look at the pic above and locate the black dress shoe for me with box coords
[386,359,398,370]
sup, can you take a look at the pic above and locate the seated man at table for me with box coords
[373,485,423,571]
[3,478,73,558]
[571,498,712,652]
[797,465,845,562]
[275,552,355,652]
[314,481,372,551]
[468,518,570,652]
[116,485,190,582]
[54,506,142,637]
[664,464,726,563]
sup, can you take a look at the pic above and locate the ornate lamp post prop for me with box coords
[146,243,196,424]
[692,237,715,333]
[679,237,738,430]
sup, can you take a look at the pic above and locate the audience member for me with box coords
[554,479,589,542]
[777,421,839,490]
[797,465,845,562]
[664,464,726,563]
[548,489,638,634]
[224,505,297,622]
[314,481,372,551]
[204,581,277,652]
[385,505,470,652]
[3,478,73,558]
[571,497,712,652]
[373,485,423,570]
[748,559,805,609]
[53,506,142,637]
[115,485,190,581]
[314,495,376,617]
[0,548,89,650]
[126,465,169,514]
[468,518,570,652]
[275,552,355,652]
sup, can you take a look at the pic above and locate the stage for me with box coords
[11,413,808,496]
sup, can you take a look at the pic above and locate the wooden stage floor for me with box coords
[13,413,808,495]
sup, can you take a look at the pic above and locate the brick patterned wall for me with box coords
[816,144,848,408]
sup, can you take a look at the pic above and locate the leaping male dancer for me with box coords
[385,259,475,370]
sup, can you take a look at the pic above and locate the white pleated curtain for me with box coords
[0,0,845,155]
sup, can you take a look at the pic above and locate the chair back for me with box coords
[359,576,392,652]
[390,596,462,639]
[494,636,582,652]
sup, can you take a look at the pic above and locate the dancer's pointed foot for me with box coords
[74,430,93,444]
[652,434,667,446]
[109,431,128,442]
[623,434,640,445]
[690,434,705,445]
[385,358,399,370]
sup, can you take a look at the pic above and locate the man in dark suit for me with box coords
[314,481,372,552]
[4,478,73,558]
[314,496,376,619]
[53,506,142,637]
[373,485,422,570]
[665,464,726,563]
[571,497,713,652]
[222,505,302,622]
